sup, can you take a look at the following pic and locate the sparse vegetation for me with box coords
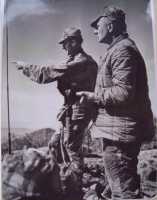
[1,128,55,155]
[1,125,157,198]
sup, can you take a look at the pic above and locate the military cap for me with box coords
[91,6,126,29]
[59,27,83,44]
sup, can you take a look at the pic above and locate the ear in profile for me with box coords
[107,23,114,33]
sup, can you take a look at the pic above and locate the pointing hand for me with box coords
[12,61,27,70]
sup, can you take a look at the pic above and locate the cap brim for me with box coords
[58,38,66,44]
[58,36,69,44]
[91,16,103,29]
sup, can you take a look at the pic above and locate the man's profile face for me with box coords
[63,38,80,55]
[95,17,111,44]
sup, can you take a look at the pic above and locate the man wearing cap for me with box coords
[77,6,154,200]
[14,27,98,200]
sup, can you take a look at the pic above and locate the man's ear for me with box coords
[107,23,114,33]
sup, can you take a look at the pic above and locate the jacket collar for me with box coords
[107,33,128,51]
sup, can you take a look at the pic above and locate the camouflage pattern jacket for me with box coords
[91,34,154,143]
[21,49,98,121]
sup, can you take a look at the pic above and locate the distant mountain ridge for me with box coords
[1,128,55,155]
[1,128,34,142]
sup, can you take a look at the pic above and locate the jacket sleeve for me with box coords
[22,56,90,83]
[22,64,64,84]
[55,55,98,83]
[66,56,89,72]
[55,55,94,74]
[96,46,137,106]
[68,56,97,81]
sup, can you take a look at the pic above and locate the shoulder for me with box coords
[109,38,139,59]
[73,51,98,72]
[76,51,97,63]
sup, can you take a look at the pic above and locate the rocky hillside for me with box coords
[1,127,157,199]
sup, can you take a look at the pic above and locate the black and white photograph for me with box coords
[1,0,157,200]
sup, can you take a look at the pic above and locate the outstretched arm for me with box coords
[13,61,64,84]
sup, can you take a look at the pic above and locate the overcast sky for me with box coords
[2,0,156,130]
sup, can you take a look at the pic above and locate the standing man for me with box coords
[14,27,98,200]
[77,6,155,200]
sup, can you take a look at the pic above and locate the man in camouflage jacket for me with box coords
[77,6,155,200]
[15,27,98,200]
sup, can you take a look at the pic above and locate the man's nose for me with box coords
[94,29,98,35]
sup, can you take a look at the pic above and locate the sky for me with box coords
[2,0,157,131]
